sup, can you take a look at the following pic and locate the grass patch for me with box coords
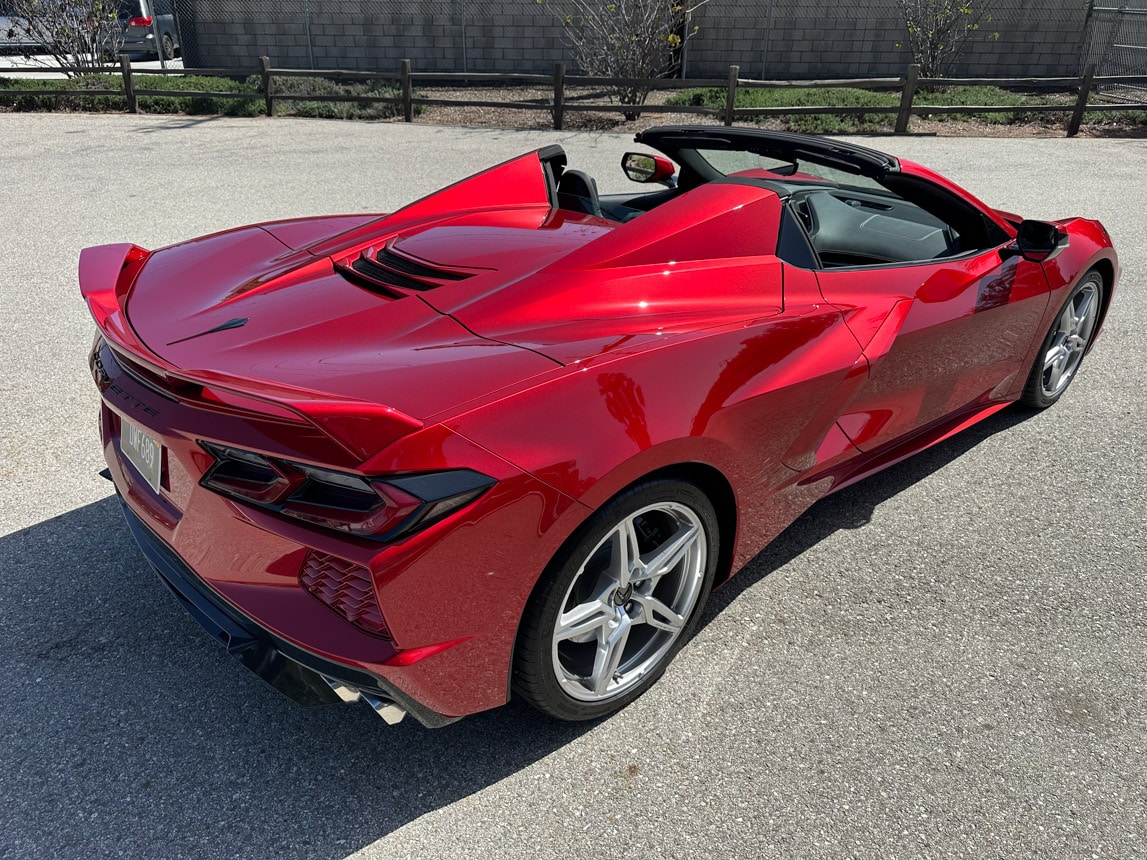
[668,85,898,133]
[666,84,1075,132]
[914,85,1062,124]
[0,72,406,119]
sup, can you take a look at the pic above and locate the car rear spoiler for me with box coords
[79,243,423,461]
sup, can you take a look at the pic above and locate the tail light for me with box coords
[128,15,152,25]
[199,442,494,541]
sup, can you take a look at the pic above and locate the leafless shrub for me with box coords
[543,0,709,118]
[4,0,125,75]
[898,0,996,78]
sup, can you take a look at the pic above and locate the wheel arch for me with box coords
[637,462,738,588]
[506,458,739,704]
[1087,256,1117,347]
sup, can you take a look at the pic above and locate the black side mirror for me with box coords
[621,152,676,187]
[1011,219,1065,263]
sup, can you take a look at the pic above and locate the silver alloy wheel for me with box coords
[551,501,707,702]
[1041,280,1100,398]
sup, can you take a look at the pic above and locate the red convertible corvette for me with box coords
[82,127,1118,726]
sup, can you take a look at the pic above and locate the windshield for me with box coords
[693,148,886,190]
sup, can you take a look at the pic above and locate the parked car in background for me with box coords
[118,0,179,60]
[0,1,40,51]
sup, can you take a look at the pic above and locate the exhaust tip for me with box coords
[321,676,407,725]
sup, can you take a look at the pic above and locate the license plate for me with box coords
[120,417,163,493]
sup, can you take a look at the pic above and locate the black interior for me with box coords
[542,129,1009,269]
[792,187,957,267]
[556,169,603,218]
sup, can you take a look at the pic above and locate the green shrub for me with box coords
[0,70,405,119]
[271,75,404,120]
[0,73,125,112]
[134,74,262,116]
[0,72,262,116]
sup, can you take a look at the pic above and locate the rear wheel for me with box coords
[1021,270,1104,408]
[514,478,719,721]
[160,33,175,61]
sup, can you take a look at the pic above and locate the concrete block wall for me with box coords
[688,0,1089,78]
[181,0,1090,78]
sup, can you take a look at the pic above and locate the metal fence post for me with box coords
[1068,63,1097,137]
[895,64,919,134]
[260,56,274,117]
[120,54,138,114]
[553,62,565,130]
[724,64,739,126]
[400,59,413,123]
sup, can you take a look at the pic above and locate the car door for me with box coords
[805,189,1050,453]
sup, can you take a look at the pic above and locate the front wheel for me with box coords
[513,478,719,721]
[1021,270,1104,409]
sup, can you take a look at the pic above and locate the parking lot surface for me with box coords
[1,114,1144,859]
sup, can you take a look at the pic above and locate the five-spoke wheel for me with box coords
[1022,270,1104,408]
[514,479,718,721]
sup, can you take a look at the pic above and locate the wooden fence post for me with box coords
[400,59,413,123]
[260,56,274,117]
[895,64,919,134]
[724,64,739,127]
[120,54,137,114]
[1067,62,1096,137]
[553,62,566,131]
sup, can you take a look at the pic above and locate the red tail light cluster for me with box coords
[300,551,390,638]
[199,442,494,541]
[128,15,152,25]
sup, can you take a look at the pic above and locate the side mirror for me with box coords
[621,152,676,187]
[1011,219,1065,263]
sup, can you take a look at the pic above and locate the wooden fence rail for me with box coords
[2,58,1145,136]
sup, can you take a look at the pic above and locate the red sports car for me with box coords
[82,127,1118,727]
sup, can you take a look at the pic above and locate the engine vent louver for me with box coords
[375,248,470,281]
[340,246,475,298]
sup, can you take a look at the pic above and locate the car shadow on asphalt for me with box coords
[0,404,1035,858]
[0,496,593,859]
[699,402,1037,625]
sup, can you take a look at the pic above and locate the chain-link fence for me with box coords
[1082,4,1147,102]
[172,0,1115,82]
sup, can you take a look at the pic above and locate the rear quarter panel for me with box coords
[447,289,866,576]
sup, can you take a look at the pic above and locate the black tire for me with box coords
[513,478,719,721]
[160,33,175,61]
[1021,269,1105,409]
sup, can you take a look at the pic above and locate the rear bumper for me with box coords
[119,495,458,728]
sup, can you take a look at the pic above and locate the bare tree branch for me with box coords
[542,0,709,118]
[898,0,996,78]
[5,0,125,76]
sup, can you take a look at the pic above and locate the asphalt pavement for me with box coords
[1,114,1144,859]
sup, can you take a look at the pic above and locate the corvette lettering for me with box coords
[108,382,159,417]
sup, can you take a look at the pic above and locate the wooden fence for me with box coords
[3,56,1146,136]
